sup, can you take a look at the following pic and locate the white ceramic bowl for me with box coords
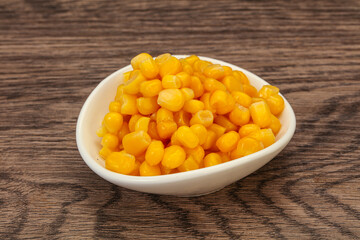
[76,55,296,197]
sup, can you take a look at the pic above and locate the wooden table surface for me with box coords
[1,0,360,239]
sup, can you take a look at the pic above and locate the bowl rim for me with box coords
[76,55,296,185]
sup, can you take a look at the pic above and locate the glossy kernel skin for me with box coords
[106,151,136,175]
[190,110,214,127]
[162,145,186,169]
[162,75,182,89]
[229,104,250,126]
[238,124,261,138]
[122,130,151,156]
[230,137,264,159]
[190,124,208,145]
[216,131,240,152]
[183,100,205,114]
[139,57,159,79]
[131,53,152,70]
[176,126,199,149]
[104,112,123,134]
[178,155,199,172]
[204,153,222,167]
[140,79,163,97]
[139,161,161,176]
[136,97,159,115]
[157,89,185,112]
[249,101,272,128]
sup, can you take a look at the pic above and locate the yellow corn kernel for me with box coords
[155,53,171,67]
[96,125,108,137]
[200,92,216,113]
[266,94,285,116]
[104,112,123,134]
[159,56,182,77]
[176,126,199,149]
[178,155,199,172]
[185,55,200,65]
[202,129,217,150]
[213,115,237,132]
[190,76,204,98]
[157,89,185,112]
[193,60,211,73]
[106,151,136,175]
[171,131,181,145]
[209,90,235,114]
[162,145,186,169]
[157,120,177,139]
[135,117,151,132]
[185,145,205,165]
[122,130,151,156]
[243,84,258,97]
[139,57,159,79]
[109,101,121,113]
[148,121,161,140]
[190,110,214,127]
[123,71,132,83]
[130,160,141,176]
[131,53,152,70]
[136,153,146,162]
[257,129,276,147]
[218,152,230,163]
[176,72,191,88]
[204,64,225,80]
[119,94,138,115]
[139,161,161,176]
[160,165,178,175]
[238,123,261,138]
[231,91,252,108]
[140,79,163,97]
[99,146,113,159]
[193,72,207,82]
[150,112,157,121]
[123,70,146,94]
[162,75,182,89]
[156,108,174,123]
[249,101,272,128]
[203,78,227,92]
[174,110,191,127]
[229,104,250,126]
[180,88,195,101]
[136,96,159,115]
[269,114,281,135]
[118,122,130,142]
[204,153,222,167]
[252,97,265,103]
[128,114,142,132]
[230,137,264,159]
[258,85,279,99]
[223,66,233,76]
[222,75,243,92]
[183,100,204,114]
[115,85,125,102]
[180,60,194,75]
[208,124,226,139]
[190,124,208,145]
[145,140,165,166]
[216,131,240,152]
[232,70,250,85]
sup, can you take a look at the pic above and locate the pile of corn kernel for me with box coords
[96,53,284,176]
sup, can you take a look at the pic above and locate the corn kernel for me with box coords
[202,129,217,150]
[136,153,146,162]
[176,72,191,88]
[269,115,281,135]
[193,72,207,82]
[229,104,250,126]
[135,117,151,132]
[216,131,240,152]
[123,71,132,83]
[155,53,171,67]
[109,101,121,113]
[140,79,163,97]
[200,93,216,113]
[204,78,227,92]
[209,90,235,114]
[218,152,230,163]
[96,125,108,137]
[140,161,161,176]
[118,122,130,142]
[238,123,261,138]
[104,112,123,134]
[122,130,151,156]
[266,94,285,116]
[223,66,233,76]
[231,91,252,108]
[253,129,275,147]
[99,146,113,159]
[160,165,178,175]
[249,101,272,128]
[115,85,125,102]
[214,115,238,132]
[119,94,138,115]
[252,97,265,103]
[157,120,177,139]
[183,100,204,114]
[148,121,161,140]
[190,124,208,145]
[145,140,165,166]
[106,151,136,175]
[204,64,225,80]
[180,59,194,75]
[171,131,181,145]
[156,108,174,123]
[139,57,159,79]
[180,88,195,101]
[174,110,191,127]
[162,75,182,89]
[176,126,199,149]
[232,70,250,85]
[131,53,152,70]
[130,160,141,176]
[123,70,146,94]
[159,56,182,77]
[185,145,205,165]
[190,76,204,98]
[162,145,186,169]
[258,85,279,99]
[243,84,258,97]
[157,89,185,112]
[129,114,142,132]
[178,155,199,172]
[204,153,222,167]
[222,75,243,92]
[190,110,214,127]
[208,124,226,139]
[230,137,264,159]
[185,55,200,65]
[136,96,159,115]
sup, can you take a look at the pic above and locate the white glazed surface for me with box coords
[76,55,296,197]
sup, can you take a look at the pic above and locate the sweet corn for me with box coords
[178,155,199,172]
[106,151,136,175]
[266,94,285,116]
[159,56,182,77]
[193,72,207,82]
[115,85,125,102]
[230,137,264,159]
[128,114,142,132]
[104,112,123,134]
[162,145,186,169]
[190,76,204,98]
[193,60,211,73]
[176,72,191,88]
[180,59,194,75]
[156,108,174,123]
[208,124,226,139]
[183,100,204,114]
[218,152,230,163]
[144,140,164,166]
[122,130,151,156]
[232,91,252,108]
[140,79,163,97]
[249,101,272,128]
[229,104,250,126]
[216,131,239,152]
[118,122,130,142]
[204,153,222,167]
[157,120,177,139]
[123,71,132,83]
[130,160,141,176]
[131,53,152,70]
[269,115,281,135]
[174,110,191,127]
[136,97,159,115]
[123,70,146,94]
[120,94,138,115]
[222,75,243,92]
[148,121,161,140]
[109,101,121,113]
[139,57,159,79]
[223,66,233,76]
[204,64,225,80]
[213,115,236,132]
[204,78,227,92]
[200,93,216,113]
[155,53,171,67]
[96,125,108,137]
[157,89,185,112]
[160,165,178,175]
[176,126,199,149]
[202,129,217,150]
[136,153,146,162]
[190,110,214,127]
[180,88,195,101]
[238,123,261,138]
[134,117,151,132]
[232,70,250,85]
[99,146,113,159]
[190,124,208,145]
[185,55,200,65]
[243,84,258,97]
[139,161,161,176]
[171,131,181,145]
[252,97,265,103]
[209,90,235,114]
[162,75,182,89]
[249,129,275,148]
[258,85,279,99]
[185,145,205,165]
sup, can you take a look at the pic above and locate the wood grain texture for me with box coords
[1,0,360,239]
